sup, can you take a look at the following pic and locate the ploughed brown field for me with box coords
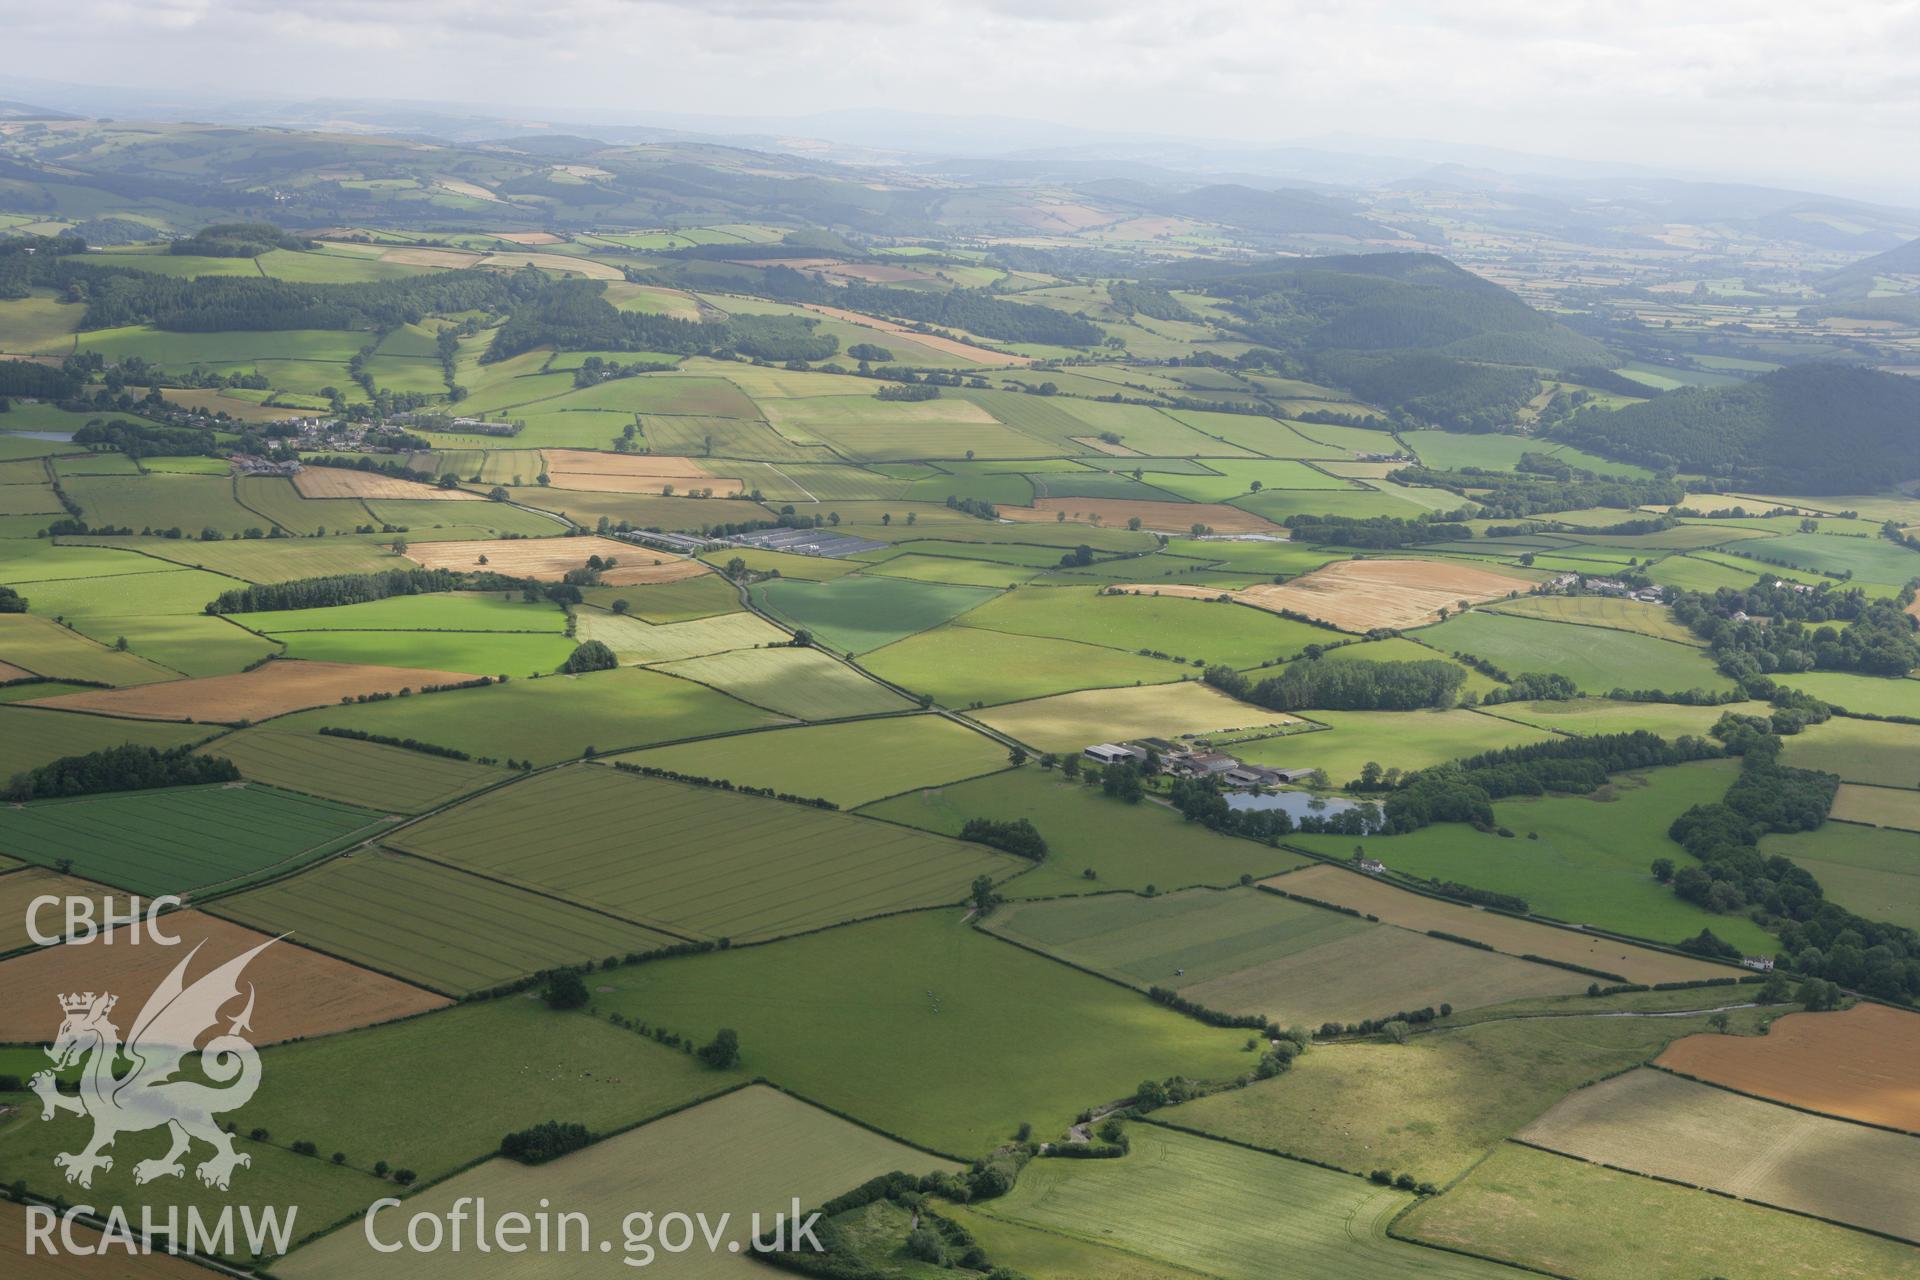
[293,467,482,501]
[1131,558,1533,631]
[24,659,482,723]
[1657,1002,1920,1132]
[0,910,449,1044]
[539,450,745,496]
[1264,864,1727,986]
[401,536,712,585]
[1002,497,1281,535]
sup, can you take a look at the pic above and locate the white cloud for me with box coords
[1,0,1915,196]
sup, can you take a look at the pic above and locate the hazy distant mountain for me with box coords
[1821,237,1920,298]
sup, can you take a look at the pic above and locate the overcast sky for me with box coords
[5,0,1918,200]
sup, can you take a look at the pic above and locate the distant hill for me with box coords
[0,99,78,121]
[1157,252,1611,429]
[1819,237,1920,299]
[1561,363,1920,493]
[1152,184,1386,241]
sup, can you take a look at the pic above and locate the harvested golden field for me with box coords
[540,449,745,496]
[1002,497,1281,534]
[492,230,563,244]
[1519,1068,1920,1242]
[0,910,447,1043]
[1143,558,1535,631]
[293,467,482,501]
[1266,864,1726,986]
[0,660,30,681]
[801,302,1031,364]
[402,535,711,584]
[1657,1002,1920,1132]
[976,681,1302,754]
[378,246,482,269]
[25,659,482,723]
[0,867,118,953]
[477,251,623,279]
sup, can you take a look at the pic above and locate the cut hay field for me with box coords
[652,645,910,719]
[204,727,510,811]
[1486,594,1701,644]
[1265,864,1727,985]
[270,666,780,765]
[1399,1142,1920,1280]
[25,658,484,722]
[1657,1003,1920,1132]
[276,1085,956,1280]
[593,912,1251,1156]
[0,704,213,778]
[1294,759,1776,953]
[0,613,176,685]
[976,681,1301,754]
[1234,708,1554,790]
[751,575,1000,654]
[962,585,1328,667]
[402,535,707,583]
[215,848,682,995]
[984,887,1585,1027]
[292,467,480,501]
[245,997,748,1192]
[1761,821,1920,931]
[611,715,1005,808]
[863,625,1180,707]
[0,910,447,1045]
[1158,558,1533,632]
[1001,496,1278,534]
[0,783,392,898]
[1782,715,1920,789]
[541,448,746,496]
[979,1124,1511,1280]
[862,767,1307,897]
[1418,609,1733,694]
[1518,1068,1920,1241]
[391,766,1023,941]
[1477,697,1772,740]
[1169,996,1771,1184]
[572,607,787,663]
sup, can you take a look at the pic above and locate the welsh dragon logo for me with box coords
[30,937,277,1191]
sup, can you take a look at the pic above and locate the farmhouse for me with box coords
[1742,955,1776,972]
[1356,857,1387,874]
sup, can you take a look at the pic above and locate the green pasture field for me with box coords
[0,704,213,778]
[360,355,446,396]
[742,460,913,503]
[1314,636,1503,697]
[1403,432,1651,476]
[0,292,83,353]
[55,534,404,582]
[1516,1068,1919,1241]
[1561,523,1772,552]
[984,887,1583,1027]
[1295,758,1778,952]
[861,552,1045,587]
[0,680,89,703]
[1232,708,1556,789]
[908,467,1039,507]
[1233,484,1438,523]
[0,480,60,516]
[203,727,510,812]
[53,452,143,476]
[610,715,1007,808]
[1485,594,1700,644]
[6,564,278,675]
[1148,460,1362,501]
[214,849,681,995]
[269,626,575,675]
[62,473,269,537]
[358,497,567,538]
[954,392,1244,458]
[940,1204,1201,1280]
[257,247,431,284]
[0,613,176,684]
[75,326,366,367]
[979,1124,1509,1280]
[390,766,1023,942]
[1162,536,1342,578]
[1170,996,1771,1184]
[572,607,788,663]
[270,666,781,765]
[861,767,1307,897]
[249,998,745,1193]
[853,538,1095,568]
[1781,715,1920,789]
[577,573,739,622]
[1476,697,1771,739]
[500,486,764,532]
[536,374,762,419]
[1398,1142,1913,1280]
[1728,530,1920,585]
[141,455,235,474]
[12,566,243,619]
[237,591,567,633]
[71,613,279,677]
[1417,610,1732,694]
[1158,410,1348,459]
[975,680,1298,754]
[592,911,1251,1156]
[961,585,1326,668]
[880,520,1160,555]
[752,575,1000,654]
[652,645,911,720]
[640,414,827,461]
[0,782,390,897]
[863,625,1182,707]
[1762,822,1920,931]
[698,545,865,580]
[276,1085,954,1280]
[1777,671,1920,717]
[809,420,1063,463]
